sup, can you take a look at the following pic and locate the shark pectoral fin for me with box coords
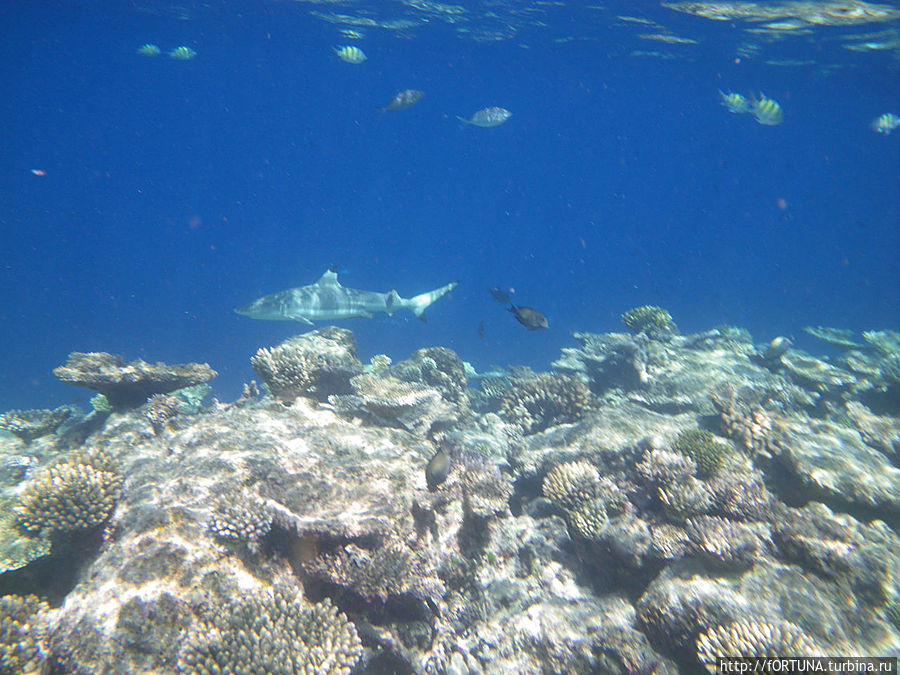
[296,316,315,325]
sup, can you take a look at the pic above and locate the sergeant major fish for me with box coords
[379,89,425,112]
[749,93,783,126]
[872,113,900,135]
[719,90,749,114]
[457,107,512,128]
[334,45,367,64]
[168,46,196,60]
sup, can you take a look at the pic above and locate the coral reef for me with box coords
[207,490,274,552]
[0,406,73,443]
[621,305,678,337]
[671,429,730,478]
[390,346,468,404]
[499,373,593,434]
[142,394,180,434]
[177,588,362,674]
[13,448,122,536]
[710,383,775,458]
[0,594,51,675]
[53,352,216,408]
[696,620,822,666]
[251,327,362,402]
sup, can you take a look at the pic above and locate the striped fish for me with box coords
[871,112,900,135]
[719,90,749,114]
[334,45,367,64]
[750,93,783,126]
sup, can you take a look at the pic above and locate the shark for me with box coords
[235,267,459,324]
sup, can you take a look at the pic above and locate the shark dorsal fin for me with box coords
[316,268,341,287]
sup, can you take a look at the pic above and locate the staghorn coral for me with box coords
[251,328,363,402]
[306,540,444,609]
[178,588,362,675]
[207,491,274,552]
[542,460,599,511]
[696,620,822,668]
[710,384,775,458]
[499,373,592,434]
[14,450,123,536]
[53,351,216,408]
[0,594,50,675]
[0,406,73,444]
[620,305,678,337]
[143,394,180,434]
[567,498,609,540]
[671,429,730,478]
[685,515,765,568]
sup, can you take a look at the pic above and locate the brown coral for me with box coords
[542,460,599,511]
[500,373,592,434]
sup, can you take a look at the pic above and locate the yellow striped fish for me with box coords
[871,113,900,135]
[334,45,367,64]
[719,90,749,114]
[750,93,784,126]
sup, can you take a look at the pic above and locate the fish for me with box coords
[871,112,900,135]
[168,46,196,60]
[488,287,511,304]
[477,321,485,339]
[379,89,425,112]
[235,267,458,324]
[749,93,783,126]
[719,90,749,114]
[425,449,450,491]
[334,45,367,64]
[137,44,161,57]
[457,107,512,128]
[508,304,548,331]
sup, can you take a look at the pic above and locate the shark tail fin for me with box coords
[407,281,459,320]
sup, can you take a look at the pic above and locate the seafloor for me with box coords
[1,311,899,674]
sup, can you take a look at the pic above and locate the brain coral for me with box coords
[500,373,592,434]
[178,588,362,675]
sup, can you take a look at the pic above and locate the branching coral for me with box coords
[499,374,592,434]
[14,449,123,536]
[0,406,73,444]
[207,491,274,552]
[685,515,765,568]
[178,588,362,674]
[696,620,821,668]
[672,429,730,478]
[0,594,50,675]
[620,305,678,337]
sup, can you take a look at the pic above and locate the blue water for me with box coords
[1,0,898,411]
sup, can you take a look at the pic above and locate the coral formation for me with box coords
[621,305,678,337]
[542,459,599,511]
[684,515,765,568]
[671,429,729,478]
[14,449,122,536]
[178,588,362,674]
[710,383,775,458]
[53,351,217,408]
[0,594,50,675]
[390,346,468,404]
[251,328,362,402]
[0,406,73,443]
[499,373,592,434]
[696,620,821,666]
[207,491,274,551]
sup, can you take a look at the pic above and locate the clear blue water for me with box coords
[1,0,898,411]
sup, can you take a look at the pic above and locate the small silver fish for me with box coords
[334,45,367,64]
[872,112,900,135]
[379,89,425,112]
[750,93,783,126]
[719,90,749,114]
[457,106,512,128]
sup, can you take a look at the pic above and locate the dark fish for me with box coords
[488,287,510,304]
[477,321,485,339]
[426,449,450,491]
[379,89,425,112]
[509,304,548,331]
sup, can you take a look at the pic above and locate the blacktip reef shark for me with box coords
[235,266,459,324]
